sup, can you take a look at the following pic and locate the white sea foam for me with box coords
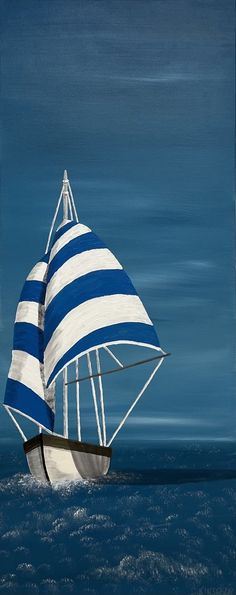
[16,563,35,574]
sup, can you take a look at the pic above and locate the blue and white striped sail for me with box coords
[4,254,55,432]
[4,215,161,430]
[44,219,161,387]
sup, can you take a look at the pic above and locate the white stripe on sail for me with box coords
[50,223,91,262]
[8,350,45,399]
[15,301,44,329]
[45,248,123,308]
[44,294,153,383]
[26,261,47,282]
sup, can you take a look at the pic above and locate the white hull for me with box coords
[24,434,111,483]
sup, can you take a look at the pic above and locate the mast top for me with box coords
[45,172,78,253]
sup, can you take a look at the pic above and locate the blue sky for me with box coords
[1,0,235,442]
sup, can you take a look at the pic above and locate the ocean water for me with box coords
[0,441,235,595]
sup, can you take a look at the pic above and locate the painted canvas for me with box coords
[0,1,235,594]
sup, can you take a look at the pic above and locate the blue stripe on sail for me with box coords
[47,232,107,282]
[47,322,160,387]
[19,280,46,304]
[4,378,54,431]
[44,269,138,348]
[13,322,44,363]
[40,253,50,263]
[52,221,76,246]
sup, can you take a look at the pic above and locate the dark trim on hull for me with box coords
[24,433,112,458]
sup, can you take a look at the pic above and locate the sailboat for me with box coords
[3,171,169,483]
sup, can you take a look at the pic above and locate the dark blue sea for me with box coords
[0,441,235,595]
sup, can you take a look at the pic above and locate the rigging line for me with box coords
[87,353,103,446]
[41,427,67,439]
[66,352,170,385]
[45,188,63,253]
[5,406,27,442]
[68,181,79,222]
[107,357,164,447]
[103,346,124,367]
[3,405,64,438]
[75,359,81,441]
[96,349,106,446]
[63,367,69,439]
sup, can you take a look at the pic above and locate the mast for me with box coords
[62,171,69,438]
[63,367,68,438]
[45,170,79,440]
[75,359,81,441]
[62,169,69,220]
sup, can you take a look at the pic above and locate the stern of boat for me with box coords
[24,434,112,483]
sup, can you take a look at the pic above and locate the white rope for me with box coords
[103,346,123,368]
[87,353,102,445]
[75,359,81,441]
[96,349,106,446]
[3,405,64,438]
[63,367,69,438]
[107,357,164,447]
[68,181,79,222]
[5,407,27,442]
[45,188,63,253]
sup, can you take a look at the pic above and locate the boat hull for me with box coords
[23,434,112,484]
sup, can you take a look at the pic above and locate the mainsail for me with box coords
[4,254,55,432]
[44,220,161,387]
